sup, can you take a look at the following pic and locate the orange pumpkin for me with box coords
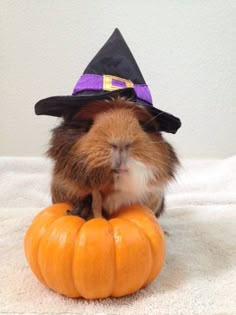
[24,203,165,299]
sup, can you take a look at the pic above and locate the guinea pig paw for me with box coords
[66,206,81,216]
[66,205,91,220]
[80,207,92,220]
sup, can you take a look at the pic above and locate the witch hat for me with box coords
[35,28,181,133]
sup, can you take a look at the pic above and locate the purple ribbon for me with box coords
[72,74,152,105]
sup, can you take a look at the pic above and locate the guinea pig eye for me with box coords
[139,120,159,133]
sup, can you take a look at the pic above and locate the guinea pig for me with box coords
[47,97,179,219]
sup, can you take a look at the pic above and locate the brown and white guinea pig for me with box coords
[47,97,179,219]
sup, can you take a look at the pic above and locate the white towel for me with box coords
[0,156,235,315]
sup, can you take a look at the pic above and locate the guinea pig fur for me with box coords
[47,97,180,219]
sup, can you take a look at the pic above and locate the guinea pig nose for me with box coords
[111,141,130,172]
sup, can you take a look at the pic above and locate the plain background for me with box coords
[0,0,235,158]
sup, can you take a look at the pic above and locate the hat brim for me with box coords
[35,89,135,117]
[35,88,181,134]
[144,106,181,134]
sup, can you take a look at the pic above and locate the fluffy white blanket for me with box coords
[0,156,235,315]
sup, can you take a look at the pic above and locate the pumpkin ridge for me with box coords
[24,205,70,285]
[109,217,153,297]
[35,221,55,284]
[107,220,117,296]
[114,217,153,287]
[36,213,67,285]
[71,221,85,297]
[117,214,165,285]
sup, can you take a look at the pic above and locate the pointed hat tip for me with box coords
[112,28,123,37]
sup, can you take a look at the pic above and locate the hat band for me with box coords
[72,74,152,104]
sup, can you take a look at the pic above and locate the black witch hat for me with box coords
[35,28,181,133]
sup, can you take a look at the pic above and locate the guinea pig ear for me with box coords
[62,109,78,122]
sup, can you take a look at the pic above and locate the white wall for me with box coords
[1,0,235,158]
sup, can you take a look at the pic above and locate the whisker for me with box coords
[142,112,164,128]
[151,158,173,170]
[148,149,178,164]
[138,152,174,168]
[155,154,178,164]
